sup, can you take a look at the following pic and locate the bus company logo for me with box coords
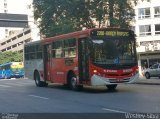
[106,70,117,73]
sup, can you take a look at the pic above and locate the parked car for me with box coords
[143,63,160,79]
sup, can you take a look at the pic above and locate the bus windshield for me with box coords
[11,67,24,73]
[90,38,137,67]
[10,63,24,74]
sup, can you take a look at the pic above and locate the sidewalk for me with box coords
[136,76,160,85]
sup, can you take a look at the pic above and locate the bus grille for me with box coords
[109,78,129,83]
[108,73,130,77]
[121,73,131,76]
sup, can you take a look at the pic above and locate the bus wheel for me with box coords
[34,72,48,87]
[106,84,117,91]
[69,74,83,91]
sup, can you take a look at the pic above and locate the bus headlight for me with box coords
[93,70,97,73]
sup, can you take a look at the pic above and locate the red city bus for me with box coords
[24,28,139,90]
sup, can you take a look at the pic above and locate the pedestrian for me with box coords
[144,62,148,69]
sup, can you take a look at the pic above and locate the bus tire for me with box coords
[106,84,117,91]
[68,73,83,91]
[34,71,48,87]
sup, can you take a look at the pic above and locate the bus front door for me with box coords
[78,38,89,81]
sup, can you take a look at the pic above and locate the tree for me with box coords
[0,51,23,65]
[33,0,95,37]
[90,0,135,27]
[33,0,137,37]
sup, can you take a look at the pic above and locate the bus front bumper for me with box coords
[91,73,139,86]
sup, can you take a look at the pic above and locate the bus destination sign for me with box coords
[91,30,130,37]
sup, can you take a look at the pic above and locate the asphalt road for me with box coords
[0,78,160,114]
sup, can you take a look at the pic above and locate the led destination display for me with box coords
[91,29,131,37]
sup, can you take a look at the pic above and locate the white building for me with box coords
[0,0,40,41]
[133,0,160,76]
[0,28,31,52]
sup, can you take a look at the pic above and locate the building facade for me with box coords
[0,0,40,41]
[0,0,40,52]
[133,0,160,76]
[0,28,31,52]
[0,0,30,39]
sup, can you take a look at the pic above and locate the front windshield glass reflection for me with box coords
[90,38,136,65]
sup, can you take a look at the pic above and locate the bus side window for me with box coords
[52,41,64,58]
[30,53,36,59]
[36,45,43,59]
[52,49,56,58]
[55,49,63,58]
[25,46,31,60]
[64,38,76,58]
[68,48,76,57]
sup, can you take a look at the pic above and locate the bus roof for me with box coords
[43,27,133,44]
[24,27,134,46]
[43,29,91,45]
[24,40,42,47]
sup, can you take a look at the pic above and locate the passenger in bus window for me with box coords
[69,48,76,57]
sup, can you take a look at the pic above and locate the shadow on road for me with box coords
[47,84,119,94]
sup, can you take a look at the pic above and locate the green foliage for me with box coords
[0,51,23,65]
[33,0,137,37]
[90,0,136,28]
[33,0,95,37]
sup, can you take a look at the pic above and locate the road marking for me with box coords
[29,95,49,100]
[0,79,20,81]
[3,83,25,87]
[16,82,33,85]
[102,108,127,113]
[0,84,11,88]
